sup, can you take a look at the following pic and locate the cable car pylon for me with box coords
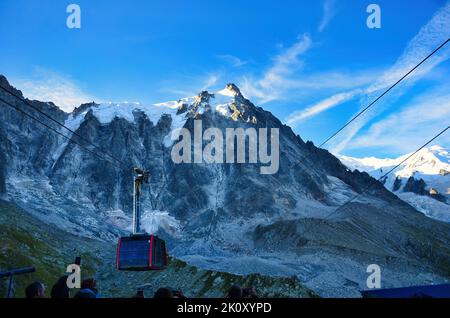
[132,167,149,234]
[116,167,168,271]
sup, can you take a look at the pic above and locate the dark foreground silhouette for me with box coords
[23,277,258,299]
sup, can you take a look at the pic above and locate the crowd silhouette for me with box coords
[22,277,258,299]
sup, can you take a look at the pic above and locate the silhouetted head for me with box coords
[73,278,98,298]
[242,287,258,298]
[25,282,45,299]
[51,276,70,298]
[154,287,173,299]
[227,285,242,299]
[74,289,97,298]
[133,290,145,298]
[81,278,97,291]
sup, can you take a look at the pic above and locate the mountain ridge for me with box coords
[340,146,450,222]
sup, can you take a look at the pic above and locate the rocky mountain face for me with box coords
[340,147,450,223]
[1,75,450,297]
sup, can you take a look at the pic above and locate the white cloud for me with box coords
[323,2,450,154]
[12,68,98,112]
[238,34,384,108]
[285,89,361,126]
[201,73,220,90]
[284,70,381,91]
[217,54,247,67]
[318,0,336,32]
[282,67,385,127]
[349,88,450,153]
[159,72,222,98]
[239,34,312,103]
[260,34,312,89]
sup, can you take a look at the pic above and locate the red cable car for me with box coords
[116,168,168,271]
[116,234,167,271]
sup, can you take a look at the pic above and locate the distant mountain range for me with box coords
[1,74,450,297]
[340,146,450,222]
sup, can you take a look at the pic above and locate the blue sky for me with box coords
[0,0,449,158]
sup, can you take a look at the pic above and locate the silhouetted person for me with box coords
[74,278,99,298]
[227,285,242,299]
[172,289,186,298]
[132,290,145,298]
[242,287,258,298]
[51,276,70,298]
[154,287,173,299]
[25,282,45,299]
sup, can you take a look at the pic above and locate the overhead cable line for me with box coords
[0,95,123,170]
[300,125,450,238]
[319,37,450,148]
[0,84,128,168]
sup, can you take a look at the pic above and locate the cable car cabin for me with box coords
[116,235,167,271]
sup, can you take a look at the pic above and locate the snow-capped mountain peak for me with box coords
[340,146,450,222]
[176,83,258,123]
[62,83,260,150]
[340,146,450,179]
[64,83,255,131]
[217,83,243,97]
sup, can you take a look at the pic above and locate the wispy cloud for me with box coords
[328,2,450,154]
[349,87,450,153]
[217,54,247,68]
[201,73,221,90]
[159,72,222,98]
[282,0,450,153]
[239,33,384,108]
[261,34,312,89]
[285,89,361,126]
[275,2,450,153]
[240,34,312,103]
[318,0,336,32]
[282,67,384,127]
[11,68,98,112]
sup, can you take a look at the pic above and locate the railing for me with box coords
[0,267,36,298]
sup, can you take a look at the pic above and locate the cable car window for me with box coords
[117,237,150,270]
